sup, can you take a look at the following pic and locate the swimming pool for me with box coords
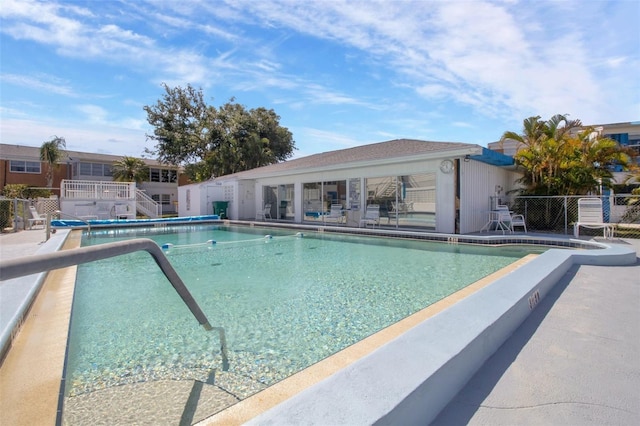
[62,225,544,422]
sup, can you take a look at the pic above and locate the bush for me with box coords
[1,184,52,199]
[0,199,10,230]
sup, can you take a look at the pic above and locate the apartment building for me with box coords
[0,143,188,215]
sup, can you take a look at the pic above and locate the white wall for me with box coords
[459,160,522,233]
[177,183,201,217]
[139,182,179,213]
[436,162,456,233]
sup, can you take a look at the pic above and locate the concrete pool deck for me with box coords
[434,237,640,425]
[0,228,638,425]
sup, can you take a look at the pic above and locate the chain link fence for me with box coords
[0,197,60,232]
[492,194,640,239]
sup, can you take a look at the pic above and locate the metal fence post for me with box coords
[12,198,18,232]
[564,196,568,235]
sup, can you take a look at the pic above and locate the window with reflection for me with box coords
[302,181,347,222]
[364,173,436,229]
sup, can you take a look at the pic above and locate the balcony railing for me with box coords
[61,180,135,200]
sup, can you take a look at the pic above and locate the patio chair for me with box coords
[28,206,47,229]
[325,204,344,224]
[574,198,613,238]
[510,212,527,233]
[495,205,527,233]
[359,204,380,228]
[256,203,272,221]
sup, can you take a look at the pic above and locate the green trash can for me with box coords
[212,201,229,219]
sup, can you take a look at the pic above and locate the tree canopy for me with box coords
[112,156,149,183]
[40,136,66,188]
[502,114,632,195]
[144,84,296,182]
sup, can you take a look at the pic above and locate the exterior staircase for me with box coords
[136,189,161,218]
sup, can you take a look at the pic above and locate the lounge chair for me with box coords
[325,204,344,224]
[574,198,613,238]
[28,206,47,229]
[359,204,380,228]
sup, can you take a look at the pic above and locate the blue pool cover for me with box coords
[51,215,221,227]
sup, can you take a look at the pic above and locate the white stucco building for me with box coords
[179,139,520,234]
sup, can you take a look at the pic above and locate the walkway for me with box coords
[434,238,640,425]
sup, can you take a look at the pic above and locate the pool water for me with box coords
[64,225,540,409]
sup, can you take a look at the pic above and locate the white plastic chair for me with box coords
[28,206,46,229]
[496,205,527,233]
[510,213,527,233]
[359,204,380,228]
[494,206,513,234]
[325,204,344,224]
[574,198,613,238]
[256,204,272,221]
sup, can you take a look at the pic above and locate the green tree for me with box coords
[111,156,149,183]
[144,84,296,181]
[502,115,630,195]
[40,136,66,187]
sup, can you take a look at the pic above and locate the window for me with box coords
[162,169,177,183]
[151,194,171,205]
[150,168,177,182]
[10,160,41,173]
[91,164,103,176]
[364,173,436,229]
[79,162,92,175]
[79,162,112,177]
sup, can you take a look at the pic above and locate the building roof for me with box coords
[216,139,484,180]
[0,143,171,168]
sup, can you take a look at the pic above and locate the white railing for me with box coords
[61,180,136,200]
[136,189,161,218]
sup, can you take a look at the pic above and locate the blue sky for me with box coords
[1,0,639,161]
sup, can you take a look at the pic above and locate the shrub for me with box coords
[0,199,10,230]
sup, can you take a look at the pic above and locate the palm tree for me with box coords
[40,136,66,188]
[503,115,627,195]
[111,156,149,183]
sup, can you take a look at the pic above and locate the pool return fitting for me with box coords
[0,237,229,370]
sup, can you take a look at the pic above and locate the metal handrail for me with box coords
[0,238,213,330]
[49,210,91,240]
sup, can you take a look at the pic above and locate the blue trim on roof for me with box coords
[470,147,514,166]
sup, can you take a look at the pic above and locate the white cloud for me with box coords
[1,73,78,97]
[76,104,109,124]
[218,0,637,123]
[1,117,150,157]
[293,127,364,156]
[1,0,637,158]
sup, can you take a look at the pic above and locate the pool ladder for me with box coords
[49,210,91,239]
[0,238,229,370]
